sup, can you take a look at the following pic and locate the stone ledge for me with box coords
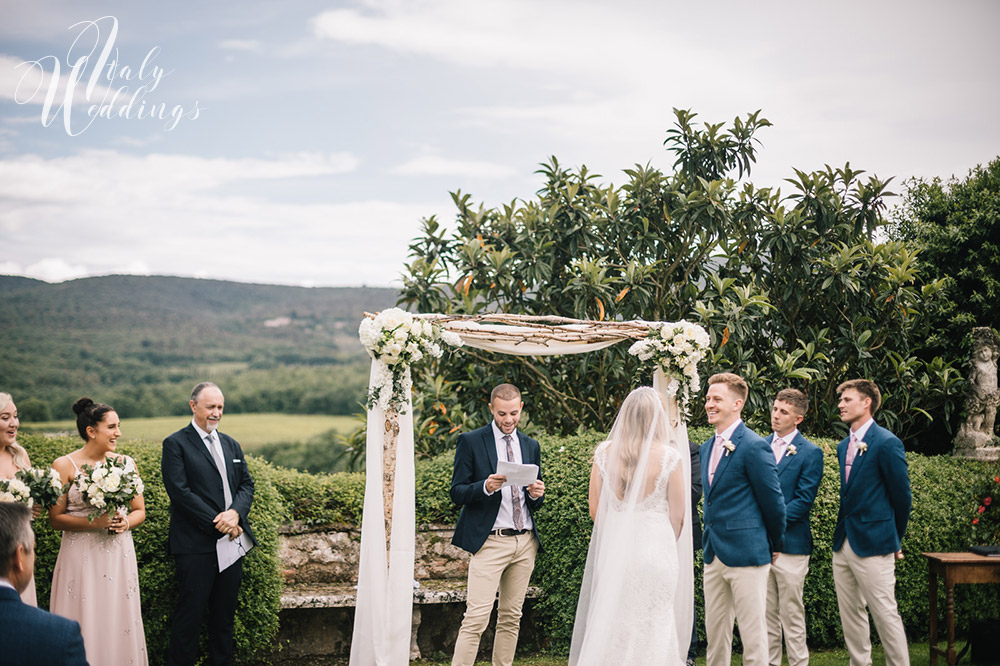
[281,580,541,609]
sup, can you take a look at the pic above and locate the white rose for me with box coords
[103,472,122,492]
[441,330,463,347]
[628,340,648,357]
[409,348,423,363]
[0,492,16,503]
[359,319,379,351]
[376,307,410,331]
[9,479,29,495]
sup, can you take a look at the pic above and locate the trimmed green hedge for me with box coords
[19,433,283,666]
[531,427,1000,652]
[20,428,1000,660]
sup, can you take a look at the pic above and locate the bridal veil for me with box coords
[569,385,694,665]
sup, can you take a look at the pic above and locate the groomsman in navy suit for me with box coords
[832,379,912,666]
[0,502,88,666]
[763,389,824,666]
[700,373,786,666]
[450,383,545,666]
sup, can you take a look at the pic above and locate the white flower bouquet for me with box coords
[75,457,144,521]
[359,308,463,413]
[0,477,33,507]
[628,320,711,416]
[15,467,67,509]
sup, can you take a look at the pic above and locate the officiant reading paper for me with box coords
[450,383,544,666]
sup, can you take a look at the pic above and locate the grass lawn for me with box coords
[21,413,357,451]
[415,642,940,665]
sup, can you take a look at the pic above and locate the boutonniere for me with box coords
[786,444,798,456]
[722,440,735,457]
[857,442,868,456]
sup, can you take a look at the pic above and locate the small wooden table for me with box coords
[922,552,1000,665]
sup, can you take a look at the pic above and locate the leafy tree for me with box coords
[16,396,51,422]
[889,157,1000,355]
[395,109,959,456]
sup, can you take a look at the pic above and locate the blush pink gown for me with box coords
[49,455,148,666]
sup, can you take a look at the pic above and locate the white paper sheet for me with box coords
[216,532,253,572]
[496,460,539,487]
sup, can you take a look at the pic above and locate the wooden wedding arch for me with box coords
[350,313,694,665]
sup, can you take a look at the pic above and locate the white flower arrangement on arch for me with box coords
[359,308,464,413]
[627,320,711,417]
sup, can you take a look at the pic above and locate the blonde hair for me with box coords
[708,372,748,402]
[606,387,668,499]
[0,393,30,471]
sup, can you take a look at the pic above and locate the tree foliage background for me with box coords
[888,158,1000,445]
[393,109,961,457]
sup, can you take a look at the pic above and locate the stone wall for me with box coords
[273,523,540,662]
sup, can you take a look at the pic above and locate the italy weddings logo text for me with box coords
[14,15,202,135]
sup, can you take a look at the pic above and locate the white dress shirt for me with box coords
[771,428,799,463]
[484,421,533,531]
[191,419,232,510]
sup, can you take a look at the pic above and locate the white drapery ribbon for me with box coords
[351,323,693,665]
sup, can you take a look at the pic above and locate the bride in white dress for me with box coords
[570,386,694,666]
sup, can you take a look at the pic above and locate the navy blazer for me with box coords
[0,586,88,665]
[450,423,543,554]
[765,431,823,555]
[833,421,911,557]
[162,424,257,555]
[700,422,785,567]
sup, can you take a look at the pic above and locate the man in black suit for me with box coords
[162,382,256,666]
[450,383,545,666]
[0,502,88,666]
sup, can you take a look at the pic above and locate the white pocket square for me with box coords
[232,459,242,463]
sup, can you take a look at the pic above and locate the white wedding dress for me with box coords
[570,386,692,666]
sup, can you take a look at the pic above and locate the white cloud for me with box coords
[389,155,517,179]
[17,258,90,283]
[0,53,114,106]
[0,149,441,286]
[219,39,262,52]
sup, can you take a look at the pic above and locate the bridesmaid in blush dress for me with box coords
[49,397,148,666]
[0,391,41,606]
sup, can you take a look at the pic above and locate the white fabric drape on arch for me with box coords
[350,323,693,665]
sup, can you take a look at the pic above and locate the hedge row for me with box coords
[531,427,1000,651]
[19,428,1000,660]
[19,433,284,666]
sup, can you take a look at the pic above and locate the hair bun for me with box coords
[72,397,95,415]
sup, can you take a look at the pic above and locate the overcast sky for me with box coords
[2,0,998,288]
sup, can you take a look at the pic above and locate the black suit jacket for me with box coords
[161,424,256,554]
[0,586,88,666]
[450,424,543,554]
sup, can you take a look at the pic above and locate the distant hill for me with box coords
[1,275,399,419]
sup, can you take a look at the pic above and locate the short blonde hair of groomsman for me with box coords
[835,379,881,413]
[775,388,808,415]
[708,372,749,403]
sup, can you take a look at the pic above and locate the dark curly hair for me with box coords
[71,397,116,441]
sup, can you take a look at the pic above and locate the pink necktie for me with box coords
[772,437,785,463]
[504,435,524,530]
[845,432,859,481]
[708,435,724,485]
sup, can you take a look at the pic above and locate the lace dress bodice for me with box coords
[594,440,680,513]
